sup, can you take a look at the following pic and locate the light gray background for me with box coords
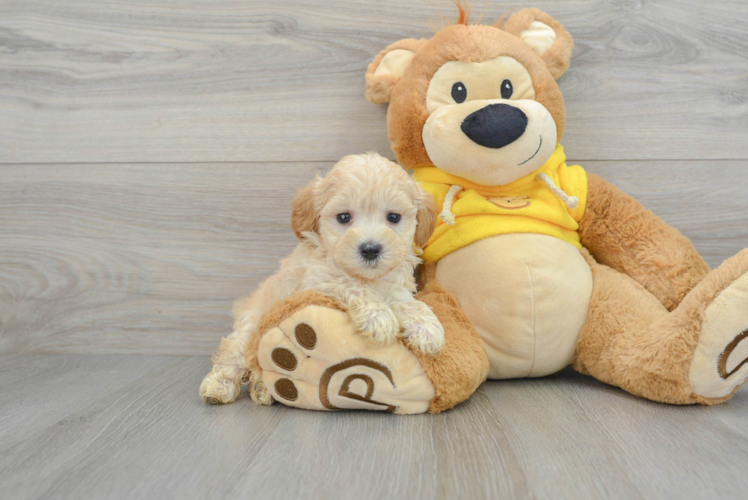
[1,1,747,498]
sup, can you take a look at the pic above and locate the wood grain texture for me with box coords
[0,353,178,450]
[1,2,746,497]
[1,160,746,355]
[1,354,747,500]
[1,0,747,163]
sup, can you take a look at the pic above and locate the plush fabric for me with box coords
[435,233,593,379]
[244,287,488,414]
[411,279,490,413]
[580,173,710,311]
[414,144,587,261]
[244,6,748,414]
[576,248,748,405]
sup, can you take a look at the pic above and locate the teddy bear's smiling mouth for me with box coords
[517,136,543,167]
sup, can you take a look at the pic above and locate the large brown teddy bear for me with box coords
[205,6,748,414]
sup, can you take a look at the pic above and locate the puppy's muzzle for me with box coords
[359,242,382,262]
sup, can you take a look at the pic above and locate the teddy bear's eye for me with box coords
[336,213,351,224]
[387,213,401,224]
[501,79,513,99]
[451,82,467,103]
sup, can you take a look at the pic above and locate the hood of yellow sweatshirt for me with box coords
[412,144,588,262]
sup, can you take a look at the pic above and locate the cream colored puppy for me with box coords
[200,152,444,405]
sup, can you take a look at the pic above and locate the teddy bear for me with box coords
[227,5,748,414]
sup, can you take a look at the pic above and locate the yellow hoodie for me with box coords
[413,144,588,262]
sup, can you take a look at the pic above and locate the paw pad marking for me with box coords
[295,323,317,350]
[319,358,398,413]
[258,305,435,414]
[718,329,748,379]
[274,378,299,401]
[271,347,298,371]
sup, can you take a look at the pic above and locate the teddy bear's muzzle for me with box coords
[460,103,528,149]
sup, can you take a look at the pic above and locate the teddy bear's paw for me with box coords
[351,303,400,345]
[199,367,245,405]
[689,267,748,400]
[256,304,435,414]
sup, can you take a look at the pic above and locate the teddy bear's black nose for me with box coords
[461,103,528,149]
[359,242,382,262]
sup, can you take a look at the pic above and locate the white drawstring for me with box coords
[536,172,579,209]
[439,185,463,226]
[440,175,577,225]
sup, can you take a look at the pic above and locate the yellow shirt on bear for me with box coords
[413,144,588,262]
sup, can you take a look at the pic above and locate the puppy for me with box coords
[200,152,444,405]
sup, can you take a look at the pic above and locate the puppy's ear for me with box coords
[498,8,574,80]
[365,38,427,104]
[290,180,320,240]
[414,190,437,250]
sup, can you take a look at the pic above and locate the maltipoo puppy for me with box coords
[200,152,444,404]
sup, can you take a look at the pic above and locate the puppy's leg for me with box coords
[350,303,400,344]
[390,290,446,355]
[200,274,282,405]
[200,329,252,404]
[327,285,401,345]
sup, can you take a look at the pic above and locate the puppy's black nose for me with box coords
[359,243,382,262]
[461,103,528,149]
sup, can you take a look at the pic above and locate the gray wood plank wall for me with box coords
[1,0,747,355]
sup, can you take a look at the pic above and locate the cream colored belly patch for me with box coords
[436,234,593,379]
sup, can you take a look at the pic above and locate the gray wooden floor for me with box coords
[2,0,748,498]
[2,354,748,500]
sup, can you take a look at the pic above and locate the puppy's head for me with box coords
[291,153,436,280]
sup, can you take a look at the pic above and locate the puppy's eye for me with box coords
[336,213,351,224]
[500,79,513,99]
[387,213,401,224]
[451,82,467,103]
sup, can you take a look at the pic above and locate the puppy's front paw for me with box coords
[405,321,446,355]
[399,304,446,355]
[353,304,400,344]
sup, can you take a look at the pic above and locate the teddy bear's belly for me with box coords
[435,233,593,379]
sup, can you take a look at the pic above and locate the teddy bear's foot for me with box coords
[255,303,436,414]
[689,253,748,401]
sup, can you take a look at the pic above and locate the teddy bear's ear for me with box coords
[365,38,428,104]
[498,8,574,80]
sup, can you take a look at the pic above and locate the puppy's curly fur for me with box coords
[200,153,443,405]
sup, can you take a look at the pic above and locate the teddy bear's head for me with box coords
[365,6,573,186]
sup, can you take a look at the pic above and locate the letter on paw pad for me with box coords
[690,273,748,399]
[257,305,435,414]
[718,330,748,380]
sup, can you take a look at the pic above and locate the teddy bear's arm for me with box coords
[579,173,710,311]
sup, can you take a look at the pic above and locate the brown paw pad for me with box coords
[295,322,317,350]
[271,347,298,371]
[718,329,748,379]
[274,378,299,401]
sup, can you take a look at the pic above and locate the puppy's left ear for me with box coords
[290,179,321,240]
[498,8,574,80]
[414,190,437,250]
